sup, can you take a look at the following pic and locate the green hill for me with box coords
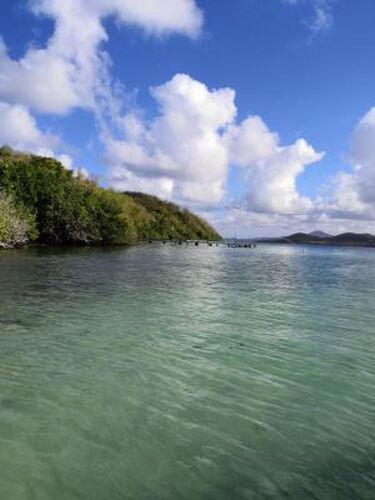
[0,147,221,247]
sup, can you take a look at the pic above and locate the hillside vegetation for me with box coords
[0,147,220,247]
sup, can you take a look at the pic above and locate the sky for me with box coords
[0,0,375,237]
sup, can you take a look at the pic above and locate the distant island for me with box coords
[0,147,220,248]
[259,231,375,248]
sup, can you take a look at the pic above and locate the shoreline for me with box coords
[257,240,375,249]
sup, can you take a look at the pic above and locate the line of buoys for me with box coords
[142,239,256,248]
[227,243,257,248]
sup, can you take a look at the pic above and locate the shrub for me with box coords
[0,191,36,247]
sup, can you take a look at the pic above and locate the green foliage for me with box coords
[0,147,221,247]
[125,192,221,241]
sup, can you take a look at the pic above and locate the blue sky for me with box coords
[0,0,375,236]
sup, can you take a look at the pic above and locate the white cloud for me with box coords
[32,0,203,38]
[0,101,57,151]
[226,116,324,215]
[0,0,326,224]
[0,0,203,115]
[212,205,375,238]
[0,102,82,175]
[214,106,375,237]
[350,108,375,205]
[104,74,324,216]
[284,0,335,35]
[0,0,205,195]
[0,0,205,193]
[105,74,236,204]
[0,13,102,114]
[7,0,372,238]
[328,108,375,219]
[311,1,334,34]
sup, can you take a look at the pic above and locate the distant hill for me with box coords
[285,232,323,244]
[0,147,221,247]
[331,233,375,245]
[260,231,375,247]
[309,231,332,238]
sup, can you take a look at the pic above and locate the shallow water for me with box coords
[1,243,375,499]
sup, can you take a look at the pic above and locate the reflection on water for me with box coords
[1,244,375,499]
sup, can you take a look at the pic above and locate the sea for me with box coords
[1,243,375,499]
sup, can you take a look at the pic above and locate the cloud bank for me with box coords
[1,0,375,236]
[104,74,324,216]
[0,0,203,116]
[0,0,204,178]
[329,108,375,220]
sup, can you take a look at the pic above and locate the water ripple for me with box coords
[1,244,375,499]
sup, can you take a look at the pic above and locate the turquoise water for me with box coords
[1,243,375,499]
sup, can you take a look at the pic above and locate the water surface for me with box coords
[1,243,375,499]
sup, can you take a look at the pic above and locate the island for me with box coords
[259,231,375,248]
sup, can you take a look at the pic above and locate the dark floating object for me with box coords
[140,239,256,248]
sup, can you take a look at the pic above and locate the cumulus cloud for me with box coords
[0,102,84,176]
[0,0,326,223]
[0,0,205,191]
[0,102,83,174]
[0,101,57,152]
[217,108,375,236]
[328,108,375,219]
[105,74,236,204]
[209,106,375,237]
[0,9,102,114]
[0,0,203,115]
[0,102,89,177]
[226,116,324,214]
[218,106,375,237]
[5,0,368,237]
[104,74,324,214]
[32,0,203,38]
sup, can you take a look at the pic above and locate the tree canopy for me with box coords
[0,147,221,247]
